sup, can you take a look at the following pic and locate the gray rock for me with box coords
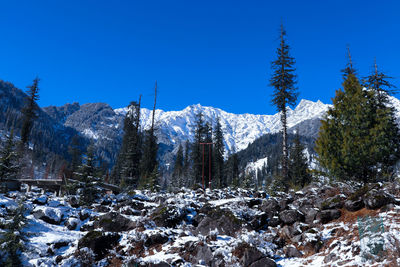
[33,207,63,225]
[151,205,186,228]
[318,209,341,224]
[284,246,302,257]
[301,207,319,224]
[261,199,280,216]
[364,190,394,210]
[321,195,344,210]
[344,198,364,211]
[196,207,242,236]
[249,257,277,267]
[279,210,304,225]
[195,244,213,266]
[96,212,136,232]
[144,233,169,247]
[241,247,264,267]
[33,195,48,205]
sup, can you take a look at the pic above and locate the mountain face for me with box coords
[41,99,329,167]
[0,80,82,160]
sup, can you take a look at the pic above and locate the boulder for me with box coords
[151,205,186,228]
[301,207,318,224]
[344,198,364,212]
[320,195,344,210]
[33,195,48,205]
[78,231,120,260]
[284,245,302,258]
[195,243,213,266]
[268,216,281,227]
[279,210,304,225]
[249,257,277,267]
[364,190,394,210]
[65,217,79,230]
[318,209,341,224]
[96,212,136,232]
[196,207,242,236]
[33,207,63,225]
[144,233,169,247]
[261,199,280,217]
[249,212,269,231]
[68,196,80,208]
[241,247,264,267]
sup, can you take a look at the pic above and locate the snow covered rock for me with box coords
[33,206,63,225]
[151,205,186,228]
[65,217,79,230]
[344,198,364,211]
[284,245,302,258]
[78,231,120,261]
[144,233,169,247]
[195,206,242,236]
[33,195,48,205]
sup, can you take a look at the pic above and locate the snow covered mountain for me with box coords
[114,99,330,155]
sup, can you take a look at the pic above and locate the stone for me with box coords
[96,212,136,232]
[318,209,341,224]
[78,231,120,260]
[33,207,63,225]
[196,207,242,236]
[261,199,280,217]
[279,210,304,225]
[144,233,169,247]
[65,217,79,230]
[301,207,319,224]
[249,257,277,267]
[33,195,48,205]
[364,190,394,210]
[151,205,186,228]
[241,247,264,267]
[344,198,364,212]
[321,195,344,210]
[68,196,80,208]
[284,245,302,258]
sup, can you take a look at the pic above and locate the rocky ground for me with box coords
[1,181,400,267]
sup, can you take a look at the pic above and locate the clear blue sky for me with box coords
[0,0,399,114]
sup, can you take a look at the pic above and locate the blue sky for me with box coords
[0,0,399,114]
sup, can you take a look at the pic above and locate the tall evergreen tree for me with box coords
[269,24,298,188]
[172,144,184,187]
[76,144,98,205]
[21,77,40,146]
[213,117,225,188]
[68,135,82,179]
[116,100,142,187]
[183,140,190,179]
[0,129,19,181]
[316,57,400,182]
[190,111,206,186]
[288,131,311,188]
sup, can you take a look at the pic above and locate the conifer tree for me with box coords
[316,56,400,182]
[0,129,19,181]
[190,111,205,186]
[68,135,82,179]
[213,117,225,188]
[288,131,311,188]
[115,100,142,187]
[172,144,184,187]
[21,77,40,146]
[76,144,98,205]
[270,24,298,188]
[183,140,190,179]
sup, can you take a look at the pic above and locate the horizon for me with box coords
[1,1,400,115]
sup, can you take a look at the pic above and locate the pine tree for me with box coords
[0,129,19,181]
[114,100,142,187]
[190,111,205,186]
[68,135,82,179]
[183,140,190,180]
[172,144,184,188]
[269,24,298,189]
[288,131,311,188]
[76,144,98,205]
[316,56,400,182]
[213,117,225,188]
[21,77,40,146]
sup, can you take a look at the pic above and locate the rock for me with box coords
[144,233,169,247]
[196,207,242,236]
[93,205,110,213]
[130,200,145,210]
[321,195,344,210]
[249,212,269,231]
[301,207,318,224]
[268,216,281,227]
[195,243,213,266]
[33,195,48,205]
[247,199,262,208]
[241,247,264,267]
[364,190,394,210]
[284,245,302,257]
[261,199,280,217]
[318,209,341,224]
[249,257,277,267]
[324,252,338,263]
[79,208,91,221]
[279,210,304,225]
[78,231,120,260]
[33,207,63,225]
[344,198,364,211]
[96,212,136,232]
[68,196,80,208]
[65,217,79,230]
[151,205,186,228]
